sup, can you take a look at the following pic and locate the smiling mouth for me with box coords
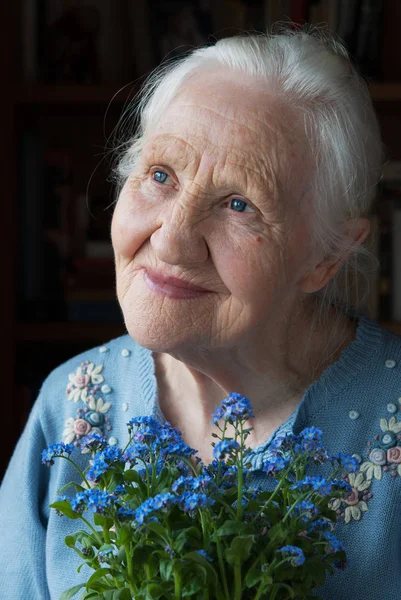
[143,268,214,299]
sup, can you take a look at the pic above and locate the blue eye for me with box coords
[230,198,254,213]
[153,170,169,184]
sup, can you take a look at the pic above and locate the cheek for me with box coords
[211,233,274,298]
[111,189,153,257]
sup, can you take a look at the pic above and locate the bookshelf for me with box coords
[3,0,401,478]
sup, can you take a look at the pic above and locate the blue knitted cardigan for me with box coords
[1,313,401,599]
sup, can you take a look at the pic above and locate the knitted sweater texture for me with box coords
[1,313,401,599]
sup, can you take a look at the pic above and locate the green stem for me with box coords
[236,422,244,520]
[282,490,313,523]
[60,456,90,488]
[124,543,135,596]
[250,454,305,526]
[103,525,111,544]
[216,538,230,599]
[217,420,228,487]
[269,584,279,600]
[173,566,182,599]
[234,560,242,600]
[249,475,286,526]
[199,508,208,548]
[79,515,102,544]
[254,577,272,600]
[122,433,133,454]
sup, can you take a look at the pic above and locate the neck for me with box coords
[153,302,357,454]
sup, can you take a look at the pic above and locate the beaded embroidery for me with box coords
[329,408,401,524]
[360,415,401,481]
[63,360,113,452]
[328,456,373,524]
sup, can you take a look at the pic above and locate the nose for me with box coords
[150,200,210,265]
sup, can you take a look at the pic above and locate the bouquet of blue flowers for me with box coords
[42,393,356,600]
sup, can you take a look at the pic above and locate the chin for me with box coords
[120,280,219,351]
[124,319,194,353]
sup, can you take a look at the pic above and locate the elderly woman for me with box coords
[0,25,398,599]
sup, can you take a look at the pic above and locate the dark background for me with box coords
[2,0,401,479]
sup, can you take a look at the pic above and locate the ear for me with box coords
[299,218,371,294]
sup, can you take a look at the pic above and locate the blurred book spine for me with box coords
[307,0,337,30]
[379,161,401,321]
[393,204,401,321]
[312,0,384,80]
[17,131,45,320]
[21,0,136,84]
[65,257,120,322]
[379,0,401,80]
[353,0,384,80]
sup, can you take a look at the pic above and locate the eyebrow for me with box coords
[142,134,279,202]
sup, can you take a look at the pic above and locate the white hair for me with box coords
[114,23,385,318]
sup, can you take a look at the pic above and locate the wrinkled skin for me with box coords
[111,69,369,460]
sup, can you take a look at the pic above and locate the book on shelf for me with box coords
[332,0,384,80]
[67,257,115,290]
[17,130,45,320]
[307,0,337,30]
[21,0,137,84]
[64,285,121,323]
[379,0,401,81]
[377,160,401,322]
[393,204,401,322]
[18,135,71,321]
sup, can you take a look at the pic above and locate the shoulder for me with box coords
[37,334,155,448]
[370,319,401,375]
[41,334,141,394]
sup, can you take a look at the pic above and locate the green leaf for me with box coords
[182,551,218,589]
[244,564,264,588]
[146,521,169,540]
[225,535,255,566]
[50,500,81,520]
[276,582,295,598]
[65,535,76,548]
[264,522,287,548]
[131,543,154,565]
[214,520,250,537]
[112,589,132,600]
[86,567,111,587]
[80,592,102,600]
[57,481,86,495]
[123,469,143,483]
[60,582,86,600]
[144,583,165,599]
[175,526,201,552]
[93,513,106,527]
[182,578,204,596]
[117,526,130,546]
[159,559,174,581]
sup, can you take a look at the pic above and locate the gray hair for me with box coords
[114,23,385,319]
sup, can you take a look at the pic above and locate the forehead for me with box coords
[144,71,301,188]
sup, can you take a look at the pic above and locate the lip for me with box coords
[143,268,213,299]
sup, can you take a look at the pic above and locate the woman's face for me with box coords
[111,70,315,352]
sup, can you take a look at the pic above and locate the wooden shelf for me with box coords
[369,82,401,102]
[15,322,127,342]
[11,84,140,105]
[6,81,401,106]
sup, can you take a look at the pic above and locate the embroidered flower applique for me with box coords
[66,361,104,403]
[329,465,372,524]
[63,360,112,452]
[360,416,401,481]
[330,410,401,525]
